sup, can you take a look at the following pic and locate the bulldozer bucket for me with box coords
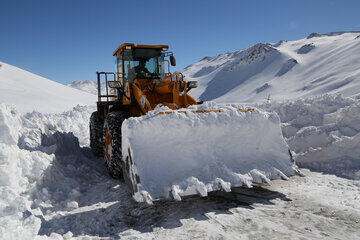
[121,103,296,203]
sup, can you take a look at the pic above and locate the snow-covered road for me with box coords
[38,154,360,240]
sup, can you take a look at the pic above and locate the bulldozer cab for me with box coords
[123,48,164,82]
[113,43,170,84]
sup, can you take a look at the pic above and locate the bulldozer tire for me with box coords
[90,111,104,157]
[103,111,130,179]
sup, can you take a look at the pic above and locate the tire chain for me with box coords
[103,111,130,179]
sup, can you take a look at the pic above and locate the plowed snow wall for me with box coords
[122,104,295,200]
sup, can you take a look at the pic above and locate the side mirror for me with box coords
[170,55,176,66]
[188,81,198,89]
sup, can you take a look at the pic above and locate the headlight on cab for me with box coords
[108,81,122,88]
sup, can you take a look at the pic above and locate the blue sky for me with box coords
[1,0,359,84]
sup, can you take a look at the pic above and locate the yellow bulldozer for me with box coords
[90,43,296,203]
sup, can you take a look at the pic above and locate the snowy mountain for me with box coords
[66,80,99,95]
[183,31,360,102]
[0,62,96,113]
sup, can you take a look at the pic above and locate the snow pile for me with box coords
[0,103,95,239]
[259,94,360,179]
[182,31,360,103]
[0,61,96,113]
[122,102,297,202]
[0,104,48,239]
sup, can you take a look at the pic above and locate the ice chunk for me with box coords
[66,201,79,209]
[214,178,231,192]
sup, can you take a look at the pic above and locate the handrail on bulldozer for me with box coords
[164,72,184,82]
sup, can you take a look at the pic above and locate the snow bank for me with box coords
[259,94,360,179]
[0,103,95,239]
[122,102,296,202]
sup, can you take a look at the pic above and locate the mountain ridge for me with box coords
[182,31,360,103]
